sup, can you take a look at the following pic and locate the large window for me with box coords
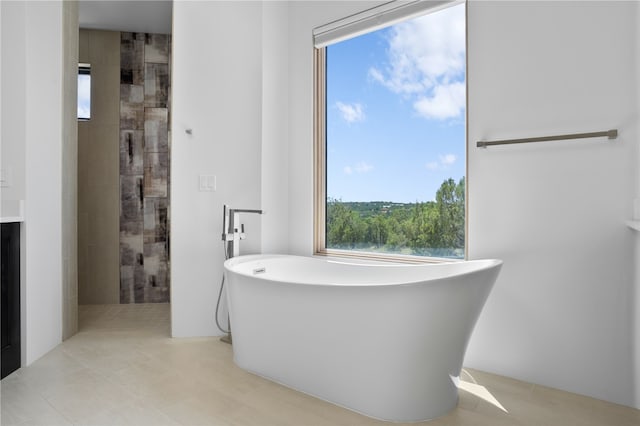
[314,1,466,261]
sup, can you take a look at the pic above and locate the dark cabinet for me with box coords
[1,222,21,379]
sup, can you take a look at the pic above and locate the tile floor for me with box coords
[1,303,639,426]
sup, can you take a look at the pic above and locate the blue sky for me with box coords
[78,73,91,119]
[326,3,465,203]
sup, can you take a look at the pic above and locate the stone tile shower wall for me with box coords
[119,33,170,303]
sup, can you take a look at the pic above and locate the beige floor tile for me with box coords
[41,370,139,424]
[158,389,238,426]
[131,373,208,409]
[1,303,639,426]
[0,379,72,426]
[76,399,182,426]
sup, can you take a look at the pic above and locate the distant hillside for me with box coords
[326,178,465,258]
[335,201,436,218]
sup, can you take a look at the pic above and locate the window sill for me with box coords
[315,248,461,265]
[626,220,640,232]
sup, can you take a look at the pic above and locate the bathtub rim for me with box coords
[224,254,502,288]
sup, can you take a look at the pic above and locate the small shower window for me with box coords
[78,63,91,120]
[314,1,466,261]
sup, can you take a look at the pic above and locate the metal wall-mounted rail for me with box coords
[476,129,618,148]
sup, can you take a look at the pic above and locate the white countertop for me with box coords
[1,200,24,223]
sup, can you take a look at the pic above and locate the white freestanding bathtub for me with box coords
[224,254,502,422]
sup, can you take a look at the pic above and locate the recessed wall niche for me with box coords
[119,32,171,303]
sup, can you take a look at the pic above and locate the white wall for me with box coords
[171,1,263,337]
[1,0,28,369]
[261,1,290,255]
[1,1,26,204]
[465,0,638,408]
[1,0,74,365]
[24,0,64,365]
[6,1,66,365]
[170,0,357,337]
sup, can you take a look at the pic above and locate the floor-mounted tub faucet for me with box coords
[221,204,263,259]
[219,205,263,344]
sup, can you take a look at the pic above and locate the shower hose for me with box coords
[215,240,230,334]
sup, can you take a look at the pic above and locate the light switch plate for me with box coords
[199,174,216,192]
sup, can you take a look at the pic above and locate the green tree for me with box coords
[406,202,438,254]
[434,177,465,250]
[366,214,390,248]
[385,214,407,250]
[326,178,465,258]
[327,199,366,248]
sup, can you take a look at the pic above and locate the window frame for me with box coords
[313,3,468,264]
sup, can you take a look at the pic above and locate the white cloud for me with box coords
[426,154,457,171]
[413,81,465,120]
[440,154,456,166]
[336,101,365,123]
[368,67,385,84]
[354,161,373,173]
[369,3,466,121]
[344,161,373,175]
[425,161,439,171]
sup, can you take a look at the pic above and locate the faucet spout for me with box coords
[222,205,263,259]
